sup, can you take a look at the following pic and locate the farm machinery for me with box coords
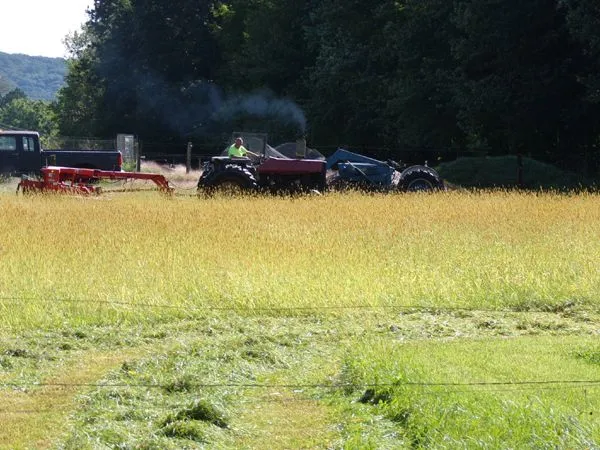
[197,133,326,194]
[17,166,173,195]
[13,132,443,197]
[325,148,444,191]
[197,133,444,194]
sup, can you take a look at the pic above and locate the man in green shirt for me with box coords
[228,137,258,158]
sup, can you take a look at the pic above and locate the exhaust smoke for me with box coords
[213,89,307,134]
[134,72,306,138]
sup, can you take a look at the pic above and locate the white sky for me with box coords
[0,0,92,58]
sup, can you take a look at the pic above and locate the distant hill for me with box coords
[0,51,67,101]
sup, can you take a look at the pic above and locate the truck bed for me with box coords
[42,150,122,171]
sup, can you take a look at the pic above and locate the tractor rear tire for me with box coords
[199,165,258,195]
[399,166,444,192]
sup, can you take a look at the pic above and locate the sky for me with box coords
[0,0,92,58]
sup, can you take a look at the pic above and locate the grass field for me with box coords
[0,188,599,448]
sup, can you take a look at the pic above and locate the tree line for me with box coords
[0,89,57,137]
[4,0,600,174]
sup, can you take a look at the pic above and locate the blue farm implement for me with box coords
[325,148,444,191]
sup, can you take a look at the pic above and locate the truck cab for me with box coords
[0,130,41,175]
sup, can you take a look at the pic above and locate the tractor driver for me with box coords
[228,137,259,158]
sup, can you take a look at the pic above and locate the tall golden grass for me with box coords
[1,190,599,330]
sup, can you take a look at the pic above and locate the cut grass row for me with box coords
[1,311,598,448]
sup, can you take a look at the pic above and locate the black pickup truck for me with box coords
[0,130,122,175]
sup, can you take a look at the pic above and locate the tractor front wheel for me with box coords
[399,166,444,192]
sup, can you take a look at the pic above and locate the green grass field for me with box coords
[1,189,599,448]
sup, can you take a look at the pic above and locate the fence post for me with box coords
[136,141,142,172]
[517,153,524,188]
[186,142,193,174]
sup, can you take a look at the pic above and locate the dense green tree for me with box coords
[303,0,396,149]
[95,0,225,138]
[451,0,585,163]
[383,0,465,152]
[561,0,600,172]
[0,94,58,136]
[56,0,225,140]
[225,1,313,96]
[211,0,317,141]
[54,29,104,137]
[302,0,465,156]
[0,88,27,109]
[562,0,600,103]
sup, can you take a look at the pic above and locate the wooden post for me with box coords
[517,153,523,188]
[186,142,193,174]
[136,141,142,172]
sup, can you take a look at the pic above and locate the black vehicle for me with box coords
[0,130,122,175]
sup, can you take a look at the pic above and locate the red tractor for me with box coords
[197,133,326,194]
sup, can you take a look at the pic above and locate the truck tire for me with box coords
[399,166,444,191]
[199,165,258,194]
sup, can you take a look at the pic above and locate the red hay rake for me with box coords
[17,166,174,195]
